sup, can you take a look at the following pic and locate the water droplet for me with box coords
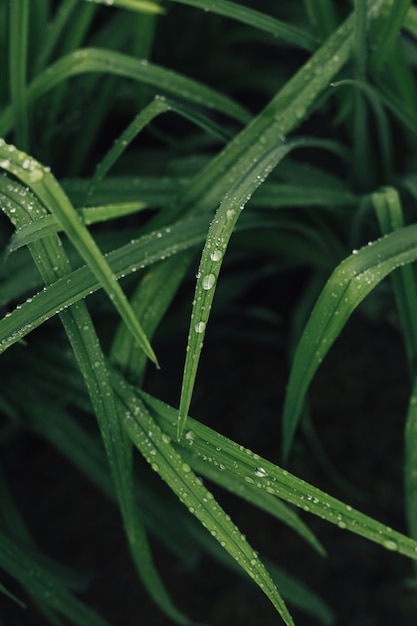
[383,539,398,551]
[194,321,206,333]
[202,274,216,290]
[28,168,44,183]
[254,467,268,477]
[182,463,191,473]
[210,249,223,261]
[185,430,195,444]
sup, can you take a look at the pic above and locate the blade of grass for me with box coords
[84,0,164,13]
[177,137,344,440]
[0,530,111,626]
[0,580,25,610]
[174,449,326,557]
[0,140,158,365]
[113,370,296,626]
[371,188,417,575]
[0,201,209,354]
[282,221,417,461]
[0,47,251,136]
[167,0,319,51]
[331,79,392,182]
[405,379,417,549]
[85,95,230,201]
[178,140,295,438]
[110,251,195,384]
[141,389,417,562]
[352,0,371,190]
[9,0,30,150]
[8,202,149,252]
[304,0,339,39]
[148,0,386,229]
[35,1,98,155]
[1,171,191,625]
[34,0,79,72]
[369,0,413,75]
[0,1,9,107]
[372,187,417,377]
[63,175,188,207]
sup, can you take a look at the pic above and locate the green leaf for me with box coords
[154,0,386,225]
[0,47,250,136]
[140,390,417,562]
[0,530,111,626]
[9,0,30,150]
[0,208,209,354]
[113,370,296,626]
[143,393,326,557]
[84,0,164,13]
[0,141,158,365]
[1,160,188,625]
[178,137,342,440]
[177,140,296,439]
[86,96,230,201]
[167,0,319,51]
[369,0,413,75]
[372,188,417,578]
[282,222,417,460]
[0,579,26,610]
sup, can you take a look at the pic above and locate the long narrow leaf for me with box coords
[1,166,189,625]
[178,138,343,440]
[150,0,386,228]
[113,370,295,626]
[167,0,319,51]
[0,141,158,365]
[372,188,417,578]
[141,390,417,561]
[282,222,417,460]
[0,47,250,136]
[0,209,209,354]
[84,0,163,13]
[0,531,110,626]
[9,0,30,150]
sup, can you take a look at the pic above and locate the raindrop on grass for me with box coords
[28,168,44,183]
[202,274,216,290]
[195,321,206,333]
[210,249,223,262]
[383,539,398,551]
[185,430,195,444]
[254,467,268,478]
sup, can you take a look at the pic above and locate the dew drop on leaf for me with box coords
[202,274,216,290]
[194,321,206,333]
[28,168,44,183]
[210,249,223,261]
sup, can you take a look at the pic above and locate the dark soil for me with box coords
[3,313,417,626]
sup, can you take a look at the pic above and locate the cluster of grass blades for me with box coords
[3,0,417,624]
